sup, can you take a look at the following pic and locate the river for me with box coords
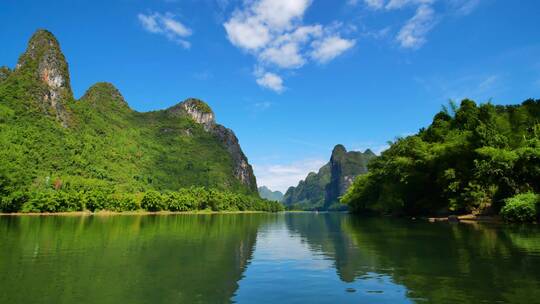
[1,213,539,303]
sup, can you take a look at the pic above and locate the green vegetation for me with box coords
[4,187,282,213]
[500,193,539,222]
[342,99,540,221]
[0,66,10,82]
[283,145,375,210]
[283,165,331,210]
[0,29,274,213]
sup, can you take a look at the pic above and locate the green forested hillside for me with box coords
[0,30,273,212]
[342,99,540,220]
[283,145,375,210]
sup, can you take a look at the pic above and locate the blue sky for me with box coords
[1,0,539,192]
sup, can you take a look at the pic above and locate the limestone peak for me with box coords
[80,82,130,109]
[16,29,73,126]
[331,144,347,157]
[167,98,215,127]
[16,30,72,96]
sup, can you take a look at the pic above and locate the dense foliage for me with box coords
[0,30,273,213]
[1,187,282,213]
[0,77,251,194]
[500,193,539,222]
[342,99,540,220]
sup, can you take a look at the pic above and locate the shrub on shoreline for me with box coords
[1,187,283,213]
[500,193,539,222]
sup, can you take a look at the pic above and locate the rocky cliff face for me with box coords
[15,30,73,127]
[324,145,375,208]
[167,98,258,193]
[211,124,258,192]
[283,145,376,210]
[181,99,215,129]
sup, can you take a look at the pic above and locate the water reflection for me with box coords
[0,214,269,304]
[278,213,540,304]
[1,213,539,304]
[343,217,540,303]
[233,213,412,303]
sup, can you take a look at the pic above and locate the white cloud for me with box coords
[353,1,480,50]
[138,14,161,33]
[253,158,327,193]
[311,36,356,63]
[224,0,311,50]
[448,0,482,15]
[253,0,312,30]
[396,4,436,49]
[255,71,285,93]
[162,17,191,37]
[224,0,355,92]
[386,0,434,10]
[138,12,192,49]
[224,16,271,50]
[260,43,306,68]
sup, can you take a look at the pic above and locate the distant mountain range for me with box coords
[282,145,376,210]
[258,186,284,201]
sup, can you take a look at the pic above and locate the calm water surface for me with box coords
[1,213,540,303]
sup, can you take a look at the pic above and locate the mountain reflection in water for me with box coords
[1,213,539,304]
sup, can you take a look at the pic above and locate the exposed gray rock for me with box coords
[211,124,258,192]
[180,98,215,130]
[325,145,373,208]
[16,29,73,127]
[167,98,258,192]
[283,145,376,210]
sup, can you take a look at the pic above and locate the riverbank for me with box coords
[0,210,270,216]
[424,214,503,223]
